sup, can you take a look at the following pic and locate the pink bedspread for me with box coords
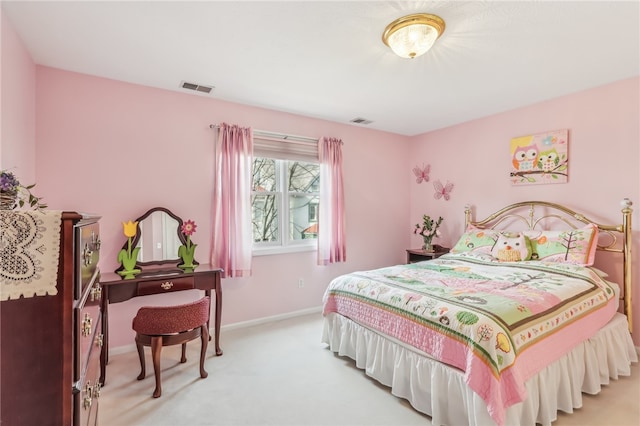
[322,253,618,425]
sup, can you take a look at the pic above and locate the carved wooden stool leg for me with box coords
[151,336,163,398]
[200,325,209,378]
[136,339,146,380]
[180,343,187,363]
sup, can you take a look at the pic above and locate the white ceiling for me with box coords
[3,0,639,136]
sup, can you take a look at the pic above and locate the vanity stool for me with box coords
[132,296,210,398]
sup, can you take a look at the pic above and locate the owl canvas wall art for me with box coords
[509,129,568,185]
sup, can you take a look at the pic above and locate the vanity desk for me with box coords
[99,265,222,385]
[98,207,223,386]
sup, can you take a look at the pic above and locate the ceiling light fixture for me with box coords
[382,13,445,59]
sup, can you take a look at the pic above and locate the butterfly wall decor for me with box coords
[413,164,430,184]
[433,180,454,201]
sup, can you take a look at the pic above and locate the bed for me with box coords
[322,200,636,426]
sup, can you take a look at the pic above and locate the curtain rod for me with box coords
[209,124,318,144]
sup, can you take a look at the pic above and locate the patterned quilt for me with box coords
[322,252,618,425]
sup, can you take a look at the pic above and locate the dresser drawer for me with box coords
[76,222,100,300]
[76,315,102,426]
[137,276,195,296]
[76,287,102,385]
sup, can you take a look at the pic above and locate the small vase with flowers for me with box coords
[414,214,443,252]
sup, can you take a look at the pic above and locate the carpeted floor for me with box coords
[98,313,639,426]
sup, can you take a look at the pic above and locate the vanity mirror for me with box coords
[115,207,198,276]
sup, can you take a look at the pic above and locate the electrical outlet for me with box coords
[298,278,304,288]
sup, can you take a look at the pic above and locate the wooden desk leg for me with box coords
[206,280,223,356]
[99,285,109,386]
[205,289,212,342]
[214,277,222,356]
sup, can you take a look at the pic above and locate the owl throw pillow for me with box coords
[491,232,532,262]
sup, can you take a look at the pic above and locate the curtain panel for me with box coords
[210,123,253,277]
[318,137,346,265]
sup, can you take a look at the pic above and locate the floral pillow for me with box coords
[451,225,500,254]
[524,223,599,266]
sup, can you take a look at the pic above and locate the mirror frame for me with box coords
[114,207,197,275]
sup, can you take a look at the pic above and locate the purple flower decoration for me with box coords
[0,170,46,209]
[0,171,19,191]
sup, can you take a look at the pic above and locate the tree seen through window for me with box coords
[252,158,319,246]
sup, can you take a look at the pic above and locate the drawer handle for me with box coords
[83,382,93,409]
[161,281,174,290]
[97,333,104,348]
[93,381,102,398]
[82,313,93,337]
[82,243,93,266]
[83,394,92,410]
[90,284,102,302]
[91,231,101,251]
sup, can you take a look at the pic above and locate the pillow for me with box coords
[524,223,599,266]
[490,232,532,262]
[451,225,500,254]
[452,224,599,266]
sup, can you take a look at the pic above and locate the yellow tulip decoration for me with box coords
[117,220,141,279]
[178,220,198,271]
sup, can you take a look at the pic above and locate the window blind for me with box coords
[253,131,319,162]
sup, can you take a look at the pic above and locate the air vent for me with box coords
[350,117,373,125]
[180,81,214,94]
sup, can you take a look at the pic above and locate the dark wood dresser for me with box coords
[1,211,102,425]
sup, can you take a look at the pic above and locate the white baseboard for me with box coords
[108,305,323,357]
[220,305,322,332]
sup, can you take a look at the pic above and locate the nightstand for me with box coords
[406,245,450,263]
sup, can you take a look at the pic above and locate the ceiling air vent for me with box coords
[180,81,214,94]
[350,117,373,125]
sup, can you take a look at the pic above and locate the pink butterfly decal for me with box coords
[413,164,430,184]
[433,180,453,201]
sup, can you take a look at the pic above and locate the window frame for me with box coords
[252,156,319,256]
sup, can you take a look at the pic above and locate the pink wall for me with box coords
[408,76,640,343]
[0,10,36,180]
[34,67,411,348]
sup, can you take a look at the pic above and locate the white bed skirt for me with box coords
[322,312,637,426]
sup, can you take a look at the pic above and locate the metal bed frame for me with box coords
[464,199,633,332]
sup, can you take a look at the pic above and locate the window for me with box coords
[252,157,320,253]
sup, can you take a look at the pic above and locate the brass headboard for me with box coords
[463,199,633,332]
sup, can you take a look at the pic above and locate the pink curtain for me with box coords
[210,123,253,277]
[318,137,346,265]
